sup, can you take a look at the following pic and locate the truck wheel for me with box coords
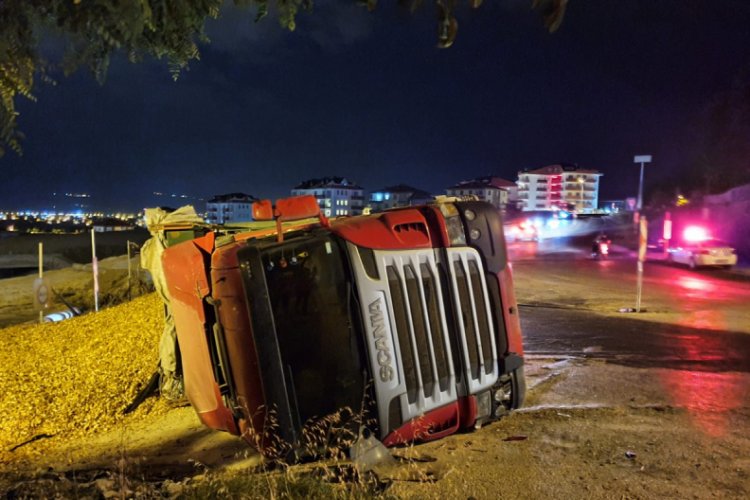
[493,366,526,418]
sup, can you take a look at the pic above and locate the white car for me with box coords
[667,239,737,269]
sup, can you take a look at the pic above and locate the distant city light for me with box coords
[153,191,196,200]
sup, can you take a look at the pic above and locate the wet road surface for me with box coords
[520,305,750,372]
[509,239,750,371]
[510,238,750,440]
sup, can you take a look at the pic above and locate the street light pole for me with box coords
[633,155,652,218]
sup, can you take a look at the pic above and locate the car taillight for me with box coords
[698,250,710,255]
[600,243,609,254]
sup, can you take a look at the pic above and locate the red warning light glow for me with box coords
[683,226,709,242]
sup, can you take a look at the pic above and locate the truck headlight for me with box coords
[439,203,466,246]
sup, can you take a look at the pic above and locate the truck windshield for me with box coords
[261,233,366,427]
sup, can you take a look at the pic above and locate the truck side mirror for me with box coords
[252,199,274,221]
[274,195,329,242]
[275,195,321,221]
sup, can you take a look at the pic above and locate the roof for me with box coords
[522,164,602,176]
[207,192,258,203]
[294,177,363,190]
[448,176,517,190]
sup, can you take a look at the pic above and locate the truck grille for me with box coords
[386,262,452,403]
[444,248,498,394]
[350,245,499,434]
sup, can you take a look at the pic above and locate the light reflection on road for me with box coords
[675,276,717,296]
[508,239,582,261]
[510,239,750,333]
[659,370,749,438]
[677,309,728,332]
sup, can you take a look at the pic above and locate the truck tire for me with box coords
[493,366,526,417]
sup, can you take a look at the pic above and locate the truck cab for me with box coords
[162,196,525,455]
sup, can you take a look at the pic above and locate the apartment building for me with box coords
[291,177,365,217]
[205,192,258,224]
[446,176,517,211]
[369,184,433,212]
[517,164,602,212]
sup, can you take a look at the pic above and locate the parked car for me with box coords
[667,239,737,269]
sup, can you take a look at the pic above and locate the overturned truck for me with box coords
[162,196,525,455]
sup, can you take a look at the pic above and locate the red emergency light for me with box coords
[683,225,709,243]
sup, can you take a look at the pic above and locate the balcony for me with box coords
[564,185,597,192]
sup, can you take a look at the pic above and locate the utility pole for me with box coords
[91,229,99,312]
[633,155,652,223]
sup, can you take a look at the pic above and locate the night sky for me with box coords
[3,0,750,212]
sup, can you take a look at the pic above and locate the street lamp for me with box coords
[634,155,652,214]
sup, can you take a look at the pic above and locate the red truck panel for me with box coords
[382,396,477,447]
[162,235,237,434]
[498,264,524,355]
[332,209,433,249]
[211,242,267,445]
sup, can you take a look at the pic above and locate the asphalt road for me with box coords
[509,239,750,373]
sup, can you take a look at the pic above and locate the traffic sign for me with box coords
[33,277,50,311]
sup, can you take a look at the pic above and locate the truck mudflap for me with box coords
[162,233,237,435]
